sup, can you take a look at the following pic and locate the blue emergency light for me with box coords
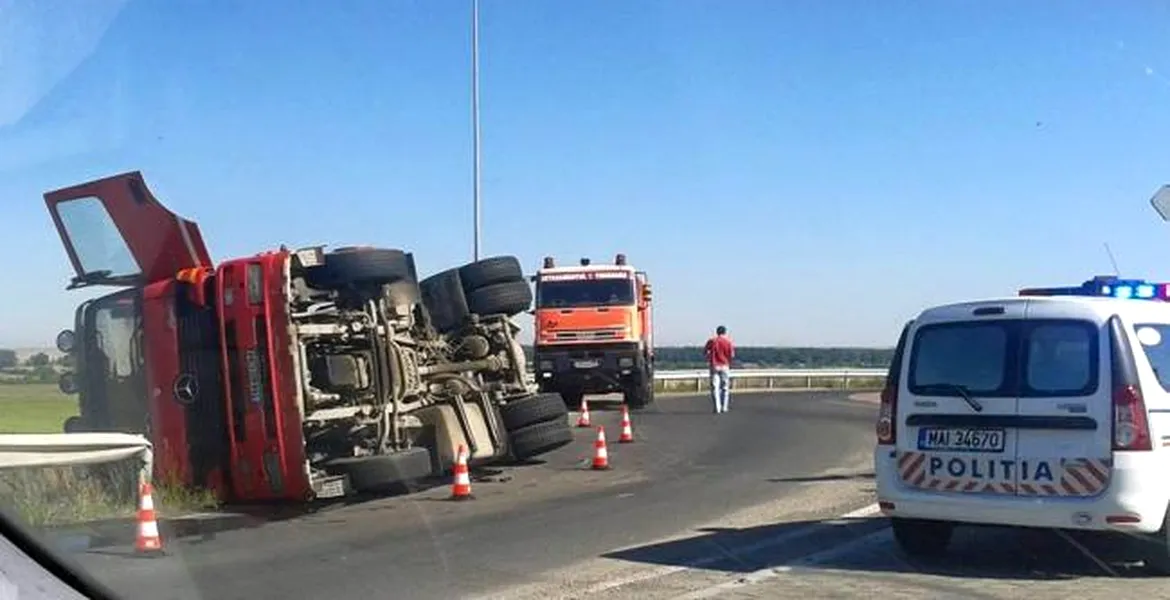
[1018,276,1170,301]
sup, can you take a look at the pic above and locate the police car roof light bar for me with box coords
[1017,277,1170,301]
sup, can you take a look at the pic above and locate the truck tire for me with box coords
[467,280,533,317]
[420,268,471,333]
[459,256,524,292]
[305,248,415,289]
[324,447,434,493]
[624,371,654,410]
[561,390,584,410]
[500,393,568,432]
[509,420,574,460]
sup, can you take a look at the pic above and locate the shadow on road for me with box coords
[768,471,874,483]
[603,516,1143,581]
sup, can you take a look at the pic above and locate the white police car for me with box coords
[874,276,1170,572]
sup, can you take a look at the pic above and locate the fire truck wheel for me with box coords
[459,256,524,293]
[560,390,584,410]
[324,447,434,493]
[419,268,471,333]
[304,248,415,289]
[624,373,655,410]
[467,280,533,317]
[500,393,569,432]
[509,420,574,460]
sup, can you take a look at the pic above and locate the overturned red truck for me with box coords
[46,172,573,502]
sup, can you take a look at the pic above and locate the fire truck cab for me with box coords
[531,254,655,409]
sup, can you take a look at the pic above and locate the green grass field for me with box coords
[0,384,75,434]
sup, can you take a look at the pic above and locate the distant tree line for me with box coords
[0,350,65,384]
[524,346,894,370]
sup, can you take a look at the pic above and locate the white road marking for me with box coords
[585,503,882,596]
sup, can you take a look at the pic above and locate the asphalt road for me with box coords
[60,391,878,600]
[56,390,1170,599]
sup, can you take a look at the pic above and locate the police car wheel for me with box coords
[891,517,953,558]
[1142,505,1170,575]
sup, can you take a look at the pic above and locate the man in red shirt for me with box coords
[704,325,735,413]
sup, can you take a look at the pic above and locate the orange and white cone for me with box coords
[450,445,474,500]
[135,478,164,555]
[576,398,591,428]
[619,405,635,443]
[591,427,610,470]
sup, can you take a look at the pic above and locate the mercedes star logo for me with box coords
[173,374,199,405]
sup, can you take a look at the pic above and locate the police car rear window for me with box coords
[907,319,1098,398]
[1133,323,1170,393]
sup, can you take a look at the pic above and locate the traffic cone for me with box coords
[618,405,635,443]
[576,398,591,428]
[450,445,474,500]
[591,427,610,470]
[135,478,164,555]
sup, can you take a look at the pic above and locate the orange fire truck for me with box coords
[531,254,654,409]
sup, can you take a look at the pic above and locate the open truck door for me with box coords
[44,171,212,288]
[45,172,221,490]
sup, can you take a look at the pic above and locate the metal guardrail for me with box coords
[526,368,889,390]
[0,433,153,475]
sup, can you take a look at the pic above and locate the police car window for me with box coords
[1134,323,1170,392]
[909,322,1008,395]
[1022,321,1097,396]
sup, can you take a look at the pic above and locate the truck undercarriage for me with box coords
[289,247,571,495]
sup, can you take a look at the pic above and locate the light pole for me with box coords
[471,0,483,261]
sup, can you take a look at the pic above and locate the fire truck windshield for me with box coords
[55,196,142,279]
[537,278,635,308]
[77,289,148,433]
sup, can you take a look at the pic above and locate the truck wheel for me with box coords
[891,517,953,558]
[459,256,524,292]
[509,420,574,460]
[500,393,569,432]
[420,268,471,333]
[624,373,654,410]
[305,248,415,289]
[324,447,434,493]
[467,280,533,317]
[561,390,584,410]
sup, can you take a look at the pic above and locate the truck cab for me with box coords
[531,254,655,409]
[45,171,573,503]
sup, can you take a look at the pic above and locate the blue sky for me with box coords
[2,0,1170,347]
